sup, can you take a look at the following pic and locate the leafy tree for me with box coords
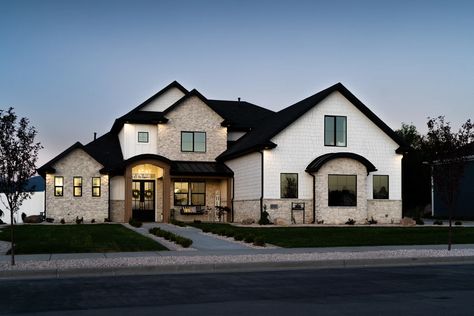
[395,123,431,216]
[0,107,42,265]
[422,116,473,250]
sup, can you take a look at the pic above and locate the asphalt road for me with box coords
[1,264,474,315]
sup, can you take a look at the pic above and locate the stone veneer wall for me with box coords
[45,149,108,222]
[314,158,368,224]
[367,200,402,224]
[263,199,313,225]
[232,199,260,223]
[110,200,125,222]
[157,95,227,161]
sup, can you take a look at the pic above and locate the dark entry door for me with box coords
[132,180,155,222]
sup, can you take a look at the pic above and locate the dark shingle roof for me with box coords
[38,132,123,177]
[218,83,409,161]
[207,100,275,131]
[111,111,168,133]
[171,161,234,177]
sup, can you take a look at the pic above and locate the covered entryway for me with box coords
[124,155,172,223]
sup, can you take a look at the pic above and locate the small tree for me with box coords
[0,108,42,265]
[423,116,473,250]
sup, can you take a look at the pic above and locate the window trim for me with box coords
[324,115,347,147]
[373,175,389,199]
[92,177,101,197]
[173,181,206,206]
[137,131,149,143]
[328,174,357,207]
[54,176,64,197]
[280,173,298,199]
[73,176,82,197]
[181,131,206,153]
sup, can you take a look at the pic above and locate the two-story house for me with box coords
[38,81,408,225]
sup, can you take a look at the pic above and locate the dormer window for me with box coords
[325,116,347,147]
[181,131,206,152]
[138,132,149,143]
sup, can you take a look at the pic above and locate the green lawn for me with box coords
[0,224,167,254]
[189,222,474,248]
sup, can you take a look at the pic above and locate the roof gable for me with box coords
[162,89,225,121]
[132,81,188,113]
[218,83,409,161]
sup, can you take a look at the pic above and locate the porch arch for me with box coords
[124,155,171,222]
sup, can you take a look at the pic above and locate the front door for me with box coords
[132,180,155,222]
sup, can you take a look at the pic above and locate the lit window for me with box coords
[92,177,101,197]
[373,175,389,199]
[174,181,205,206]
[181,132,206,152]
[325,116,347,146]
[328,175,356,206]
[54,176,63,197]
[73,177,82,197]
[280,173,298,198]
[138,132,149,143]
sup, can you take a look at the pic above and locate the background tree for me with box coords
[0,107,42,265]
[422,116,473,250]
[395,123,431,217]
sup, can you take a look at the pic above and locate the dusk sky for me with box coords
[1,0,473,166]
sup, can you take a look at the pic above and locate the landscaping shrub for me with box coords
[455,221,463,226]
[202,227,211,233]
[433,220,443,225]
[253,237,266,247]
[234,234,244,241]
[170,219,186,227]
[193,219,202,224]
[244,234,255,243]
[60,218,65,224]
[91,219,96,224]
[45,218,54,223]
[75,216,84,224]
[104,218,111,223]
[345,218,356,225]
[258,210,271,225]
[415,218,424,225]
[367,217,377,225]
[128,218,143,228]
[149,226,193,248]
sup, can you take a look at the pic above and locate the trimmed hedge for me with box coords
[149,227,193,248]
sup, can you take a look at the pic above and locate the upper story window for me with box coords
[373,175,389,199]
[325,116,347,147]
[181,131,206,153]
[73,177,82,197]
[54,176,64,197]
[328,175,356,206]
[138,131,149,143]
[280,173,298,198]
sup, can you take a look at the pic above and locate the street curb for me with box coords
[2,256,474,280]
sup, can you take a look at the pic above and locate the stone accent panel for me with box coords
[232,199,260,223]
[45,149,108,223]
[110,200,125,222]
[263,199,313,224]
[314,158,367,224]
[367,200,402,224]
[157,95,227,161]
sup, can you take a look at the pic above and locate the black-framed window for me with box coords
[181,131,206,152]
[54,176,63,197]
[325,116,347,146]
[328,175,356,206]
[280,173,298,198]
[92,177,101,197]
[73,177,82,197]
[174,181,206,206]
[373,175,389,199]
[138,131,149,143]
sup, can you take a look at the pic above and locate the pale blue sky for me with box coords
[1,0,473,165]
